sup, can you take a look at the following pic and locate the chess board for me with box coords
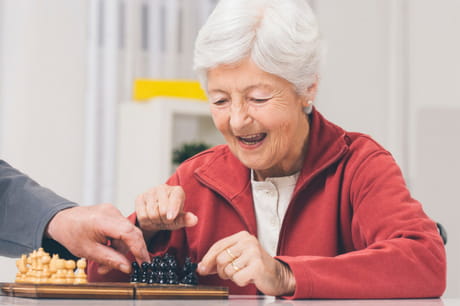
[0,282,228,299]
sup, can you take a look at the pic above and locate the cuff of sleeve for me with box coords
[36,201,78,251]
[275,255,314,300]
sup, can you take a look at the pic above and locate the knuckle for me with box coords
[100,203,113,210]
[135,194,144,203]
[215,253,227,266]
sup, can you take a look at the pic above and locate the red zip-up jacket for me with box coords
[88,109,446,299]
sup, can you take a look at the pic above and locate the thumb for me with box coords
[183,212,198,227]
[161,212,198,231]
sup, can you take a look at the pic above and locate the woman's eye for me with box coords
[251,98,270,103]
[212,99,228,105]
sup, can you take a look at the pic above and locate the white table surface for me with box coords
[0,295,457,306]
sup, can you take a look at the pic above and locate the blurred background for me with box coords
[0,0,458,298]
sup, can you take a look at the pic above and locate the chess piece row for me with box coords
[15,248,87,284]
[130,254,198,285]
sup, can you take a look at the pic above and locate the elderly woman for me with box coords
[89,0,446,299]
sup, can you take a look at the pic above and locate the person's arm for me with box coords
[277,151,446,299]
[0,160,76,257]
[0,160,150,273]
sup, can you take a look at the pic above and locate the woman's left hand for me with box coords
[197,231,296,296]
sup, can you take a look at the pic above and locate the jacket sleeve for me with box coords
[277,150,446,299]
[0,160,77,257]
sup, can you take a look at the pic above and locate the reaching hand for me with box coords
[135,184,198,241]
[45,203,150,275]
[197,231,296,296]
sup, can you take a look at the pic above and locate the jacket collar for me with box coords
[194,108,349,231]
[294,107,349,193]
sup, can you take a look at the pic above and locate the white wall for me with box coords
[0,0,88,203]
[407,0,460,298]
[0,0,89,281]
[315,0,459,298]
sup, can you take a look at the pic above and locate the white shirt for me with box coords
[251,170,300,257]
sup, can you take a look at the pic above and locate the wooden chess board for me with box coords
[0,282,228,299]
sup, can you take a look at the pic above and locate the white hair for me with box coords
[194,0,322,96]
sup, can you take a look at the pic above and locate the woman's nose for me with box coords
[229,103,251,130]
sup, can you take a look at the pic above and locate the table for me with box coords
[0,296,457,306]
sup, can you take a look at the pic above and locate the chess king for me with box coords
[87,0,445,299]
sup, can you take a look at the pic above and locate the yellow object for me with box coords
[133,79,208,102]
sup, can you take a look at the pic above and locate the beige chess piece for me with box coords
[65,260,76,284]
[25,250,39,283]
[74,258,88,284]
[50,259,66,284]
[15,254,28,283]
[48,254,59,280]
[39,253,51,283]
[33,249,47,284]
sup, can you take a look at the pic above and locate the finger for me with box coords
[157,185,171,224]
[88,243,132,274]
[110,238,130,255]
[215,248,233,280]
[117,224,150,264]
[98,217,150,264]
[226,244,262,287]
[167,186,185,221]
[214,246,242,279]
[199,234,244,275]
[135,194,148,225]
[144,190,160,222]
[149,212,197,231]
[223,257,246,282]
[228,259,255,287]
[183,212,198,227]
[97,264,112,275]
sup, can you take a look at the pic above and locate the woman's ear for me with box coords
[301,98,312,108]
[306,76,318,100]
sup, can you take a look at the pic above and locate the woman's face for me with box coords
[207,58,314,180]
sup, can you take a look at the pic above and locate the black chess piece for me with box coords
[150,256,160,271]
[180,257,198,285]
[147,269,156,284]
[167,270,179,284]
[141,262,150,283]
[157,270,166,284]
[130,262,140,283]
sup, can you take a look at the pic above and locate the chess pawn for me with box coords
[39,253,51,284]
[27,250,40,283]
[50,259,66,284]
[130,262,140,283]
[74,258,88,284]
[48,256,58,281]
[36,248,47,258]
[65,260,76,284]
[15,255,28,283]
[141,262,150,283]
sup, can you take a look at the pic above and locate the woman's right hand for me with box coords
[135,184,198,242]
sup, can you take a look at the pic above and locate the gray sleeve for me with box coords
[0,160,77,257]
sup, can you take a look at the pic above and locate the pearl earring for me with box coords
[305,100,313,114]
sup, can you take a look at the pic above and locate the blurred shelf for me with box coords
[115,98,224,215]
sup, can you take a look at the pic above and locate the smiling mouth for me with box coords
[237,133,267,145]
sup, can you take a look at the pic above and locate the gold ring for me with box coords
[225,248,236,260]
[231,260,240,272]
